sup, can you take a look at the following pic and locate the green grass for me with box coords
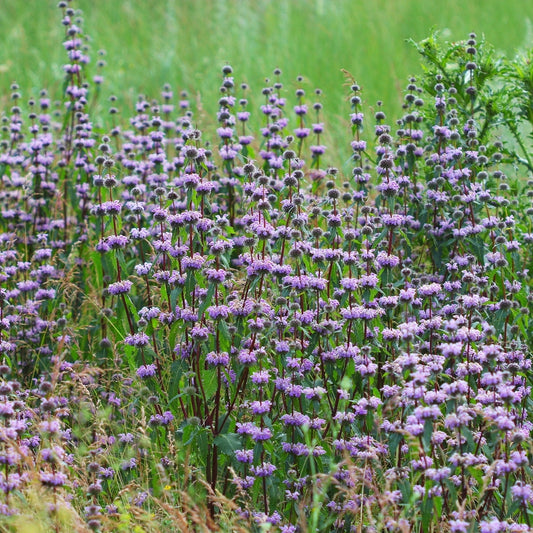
[2,0,533,163]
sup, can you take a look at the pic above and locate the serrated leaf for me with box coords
[218,320,231,352]
[213,432,241,455]
[124,295,139,322]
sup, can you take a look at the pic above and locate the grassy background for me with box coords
[2,0,533,162]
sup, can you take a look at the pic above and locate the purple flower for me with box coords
[250,370,270,384]
[40,471,68,487]
[205,268,227,283]
[250,462,276,477]
[375,251,400,269]
[294,127,310,138]
[40,420,61,435]
[100,200,122,215]
[219,145,238,160]
[235,449,253,463]
[206,305,230,320]
[281,412,310,427]
[511,482,533,504]
[310,145,326,155]
[136,364,157,378]
[247,259,274,277]
[479,519,507,533]
[251,428,272,442]
[249,400,271,415]
[449,519,469,533]
[351,140,367,151]
[238,349,257,365]
[293,104,308,116]
[217,127,233,139]
[107,280,133,295]
[340,277,360,291]
[190,325,210,340]
[125,332,150,347]
[233,475,255,490]
[399,287,416,302]
[205,351,230,367]
[351,112,364,125]
[182,254,205,270]
[121,458,137,471]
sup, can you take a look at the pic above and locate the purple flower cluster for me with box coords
[1,5,532,531]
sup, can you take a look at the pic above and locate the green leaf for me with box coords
[124,295,139,322]
[160,283,168,305]
[422,419,433,452]
[389,432,402,461]
[170,287,180,312]
[168,359,188,402]
[123,344,136,371]
[185,272,196,303]
[202,368,218,400]
[213,432,241,455]
[197,283,216,319]
[398,478,413,504]
[168,321,181,351]
[91,251,103,289]
[493,309,508,335]
[305,333,320,357]
[421,496,433,531]
[218,320,231,352]
[114,249,129,277]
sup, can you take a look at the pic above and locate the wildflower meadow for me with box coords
[1,1,533,532]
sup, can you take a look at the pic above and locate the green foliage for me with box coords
[2,1,533,164]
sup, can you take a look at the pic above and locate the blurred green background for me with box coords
[2,0,533,161]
